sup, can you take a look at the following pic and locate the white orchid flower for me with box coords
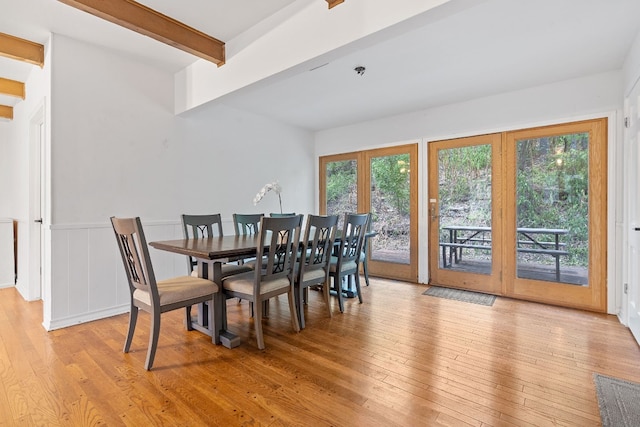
[253,180,283,213]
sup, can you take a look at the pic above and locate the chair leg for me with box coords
[124,305,138,353]
[250,300,270,318]
[145,310,161,370]
[354,273,363,304]
[254,299,265,350]
[287,290,301,332]
[294,285,305,330]
[334,275,345,313]
[363,258,370,286]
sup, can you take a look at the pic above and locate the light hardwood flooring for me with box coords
[1,278,639,426]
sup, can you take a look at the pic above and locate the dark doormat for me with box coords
[594,373,640,427]
[422,286,496,306]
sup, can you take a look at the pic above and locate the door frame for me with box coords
[504,119,608,312]
[428,133,503,294]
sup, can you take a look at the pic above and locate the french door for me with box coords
[429,119,607,312]
[320,144,418,282]
[428,134,503,294]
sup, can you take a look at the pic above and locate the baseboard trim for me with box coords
[43,304,130,331]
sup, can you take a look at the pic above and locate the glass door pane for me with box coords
[369,154,411,265]
[515,134,588,286]
[325,158,358,229]
[437,144,493,273]
[428,134,502,295]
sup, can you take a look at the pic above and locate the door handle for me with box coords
[430,203,439,221]
[34,219,43,224]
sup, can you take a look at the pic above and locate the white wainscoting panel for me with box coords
[44,218,248,330]
[46,220,186,330]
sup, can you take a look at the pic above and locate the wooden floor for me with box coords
[1,278,639,426]
[442,259,588,286]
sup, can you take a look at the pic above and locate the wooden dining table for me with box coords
[149,235,261,349]
[149,230,374,347]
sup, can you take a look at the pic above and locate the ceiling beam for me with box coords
[0,33,45,67]
[0,105,13,120]
[57,0,225,66]
[0,78,25,99]
[326,0,345,9]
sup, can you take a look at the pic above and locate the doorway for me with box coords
[429,119,607,312]
[319,144,418,282]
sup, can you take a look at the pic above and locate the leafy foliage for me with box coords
[371,154,410,215]
[326,160,357,206]
[325,156,411,256]
[439,133,589,267]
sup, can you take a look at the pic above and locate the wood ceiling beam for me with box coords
[0,33,44,67]
[0,78,25,99]
[326,0,345,9]
[57,0,225,66]
[0,105,13,120]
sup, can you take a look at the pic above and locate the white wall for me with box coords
[623,30,640,96]
[315,70,623,313]
[45,35,314,330]
[316,71,623,154]
[0,123,10,216]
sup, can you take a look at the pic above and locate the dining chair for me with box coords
[111,216,220,370]
[181,213,254,329]
[232,213,264,266]
[221,215,303,349]
[233,213,264,236]
[232,213,266,315]
[328,213,369,313]
[181,213,252,277]
[294,214,339,329]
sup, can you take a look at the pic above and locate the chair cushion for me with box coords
[244,256,268,270]
[134,276,218,307]
[222,271,291,296]
[190,263,253,278]
[301,267,327,283]
[329,257,357,273]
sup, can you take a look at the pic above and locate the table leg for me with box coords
[192,260,241,348]
[211,261,241,348]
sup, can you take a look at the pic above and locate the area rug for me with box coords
[422,286,496,306]
[594,373,640,427]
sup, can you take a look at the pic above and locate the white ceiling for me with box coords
[1,0,640,130]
